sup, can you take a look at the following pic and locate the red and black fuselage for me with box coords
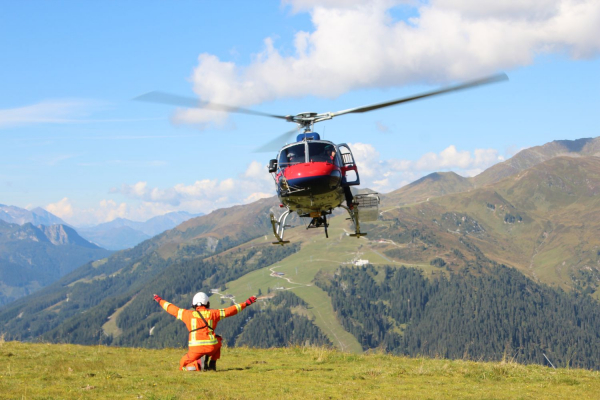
[271,136,359,217]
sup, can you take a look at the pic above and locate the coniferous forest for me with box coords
[36,244,330,351]
[318,264,600,369]
[219,291,331,348]
[37,244,300,347]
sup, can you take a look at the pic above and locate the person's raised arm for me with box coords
[153,294,182,318]
[215,296,257,320]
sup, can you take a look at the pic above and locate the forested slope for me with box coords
[319,264,600,369]
[0,197,279,340]
[368,156,600,296]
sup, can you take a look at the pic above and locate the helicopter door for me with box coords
[337,143,360,186]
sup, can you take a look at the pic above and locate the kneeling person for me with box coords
[153,291,257,371]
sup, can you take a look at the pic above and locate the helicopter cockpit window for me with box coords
[278,144,306,169]
[308,142,339,166]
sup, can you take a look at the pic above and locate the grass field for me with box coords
[2,341,599,399]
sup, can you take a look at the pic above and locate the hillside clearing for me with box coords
[1,342,599,399]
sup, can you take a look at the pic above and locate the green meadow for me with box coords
[2,341,599,399]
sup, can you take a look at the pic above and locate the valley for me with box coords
[2,137,600,370]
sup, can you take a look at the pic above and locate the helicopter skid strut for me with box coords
[270,209,291,245]
[270,204,366,245]
[340,204,367,238]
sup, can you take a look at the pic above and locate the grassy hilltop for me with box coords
[1,341,600,400]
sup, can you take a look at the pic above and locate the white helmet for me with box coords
[192,292,210,307]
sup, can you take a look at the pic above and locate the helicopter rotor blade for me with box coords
[133,91,289,120]
[253,126,302,153]
[331,73,508,117]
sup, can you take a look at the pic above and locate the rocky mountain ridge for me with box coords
[0,220,111,305]
[384,136,600,207]
[0,204,68,226]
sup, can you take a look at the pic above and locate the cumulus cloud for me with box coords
[175,0,599,124]
[46,198,130,226]
[97,200,128,222]
[350,142,504,191]
[46,197,74,219]
[112,160,274,214]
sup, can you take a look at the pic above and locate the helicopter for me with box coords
[135,73,507,245]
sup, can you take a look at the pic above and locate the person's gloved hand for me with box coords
[153,294,162,303]
[245,296,257,306]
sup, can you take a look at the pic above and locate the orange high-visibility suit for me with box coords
[157,298,248,370]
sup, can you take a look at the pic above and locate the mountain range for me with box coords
[0,204,69,226]
[383,136,600,207]
[0,207,204,305]
[1,136,600,369]
[77,211,204,250]
[377,136,600,295]
[0,220,111,306]
[0,206,204,250]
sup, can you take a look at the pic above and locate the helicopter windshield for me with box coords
[278,144,306,169]
[308,142,339,166]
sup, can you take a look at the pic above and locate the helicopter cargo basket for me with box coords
[354,193,380,222]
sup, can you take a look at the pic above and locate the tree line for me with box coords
[318,264,600,369]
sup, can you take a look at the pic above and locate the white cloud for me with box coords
[112,160,274,214]
[244,192,274,203]
[97,200,128,222]
[474,148,505,166]
[283,0,381,13]
[415,145,473,170]
[46,198,130,226]
[46,197,74,219]
[432,0,562,20]
[174,0,599,125]
[0,100,94,129]
[349,142,504,191]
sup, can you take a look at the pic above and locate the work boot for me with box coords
[199,355,209,371]
[207,359,217,371]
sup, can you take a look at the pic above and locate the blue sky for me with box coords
[1,0,599,225]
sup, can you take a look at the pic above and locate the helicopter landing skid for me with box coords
[270,210,291,245]
[340,205,366,238]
